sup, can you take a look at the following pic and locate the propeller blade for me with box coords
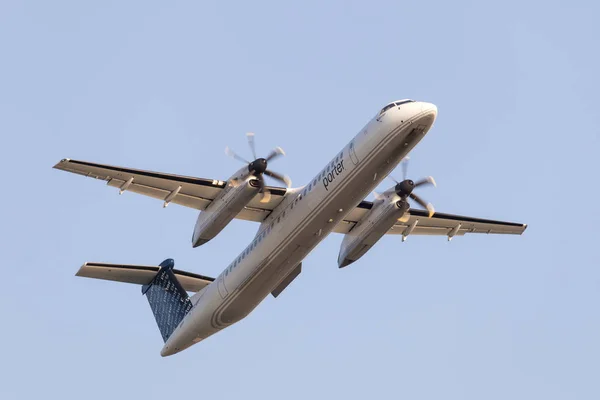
[260,188,272,203]
[414,176,437,188]
[246,132,257,160]
[256,174,265,190]
[225,146,250,164]
[426,203,435,218]
[409,193,435,217]
[397,212,410,223]
[256,175,271,203]
[265,146,285,162]
[387,175,399,184]
[401,156,410,180]
[264,169,292,188]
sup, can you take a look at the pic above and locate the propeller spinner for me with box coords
[385,157,436,217]
[225,132,292,203]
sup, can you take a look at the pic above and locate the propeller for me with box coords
[225,132,292,203]
[384,157,436,217]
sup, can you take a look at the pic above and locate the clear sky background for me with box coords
[1,1,598,399]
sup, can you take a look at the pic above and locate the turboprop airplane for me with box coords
[54,99,527,356]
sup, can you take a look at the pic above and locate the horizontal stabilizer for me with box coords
[76,262,214,292]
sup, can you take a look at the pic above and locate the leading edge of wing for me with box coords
[53,158,288,196]
[357,200,527,230]
[54,158,224,188]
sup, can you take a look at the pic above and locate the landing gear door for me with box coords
[349,141,359,165]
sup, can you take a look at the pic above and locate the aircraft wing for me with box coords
[53,158,287,222]
[334,201,527,238]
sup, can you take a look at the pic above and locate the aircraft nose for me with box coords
[421,102,438,118]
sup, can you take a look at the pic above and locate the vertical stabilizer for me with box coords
[142,259,193,342]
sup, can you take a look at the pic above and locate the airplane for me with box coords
[54,99,527,357]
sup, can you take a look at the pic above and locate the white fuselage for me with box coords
[161,100,438,356]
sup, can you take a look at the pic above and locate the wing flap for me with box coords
[334,201,526,237]
[76,262,215,293]
[55,158,226,210]
[389,209,527,236]
[105,178,212,209]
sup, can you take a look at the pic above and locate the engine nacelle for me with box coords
[192,177,260,247]
[338,196,409,268]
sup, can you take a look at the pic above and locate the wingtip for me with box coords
[53,158,71,169]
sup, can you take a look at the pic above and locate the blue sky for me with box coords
[1,1,599,399]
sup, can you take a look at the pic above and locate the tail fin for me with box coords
[141,259,193,342]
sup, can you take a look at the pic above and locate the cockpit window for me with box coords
[379,100,415,116]
[379,104,396,116]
